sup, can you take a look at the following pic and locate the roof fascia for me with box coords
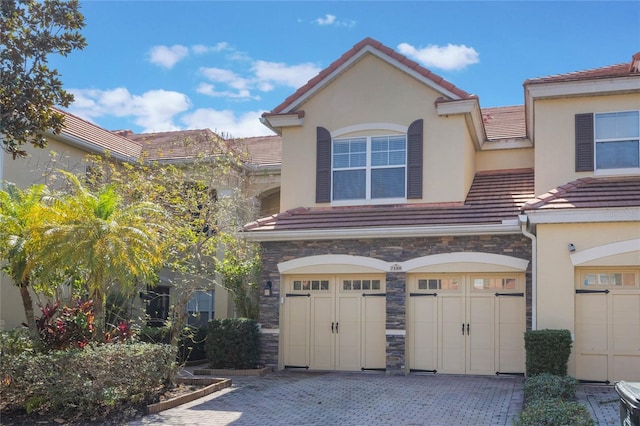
[50,132,138,162]
[525,206,640,224]
[525,76,640,144]
[260,113,304,134]
[279,45,464,115]
[244,221,522,242]
[436,98,486,149]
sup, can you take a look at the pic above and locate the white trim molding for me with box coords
[402,252,529,272]
[259,328,280,335]
[526,207,640,224]
[385,329,406,337]
[571,239,640,266]
[278,254,389,274]
[245,223,523,242]
[331,123,408,138]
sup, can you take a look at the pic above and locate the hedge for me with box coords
[0,343,176,419]
[205,318,260,369]
[524,329,572,376]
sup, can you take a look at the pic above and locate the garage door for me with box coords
[575,268,640,383]
[408,274,525,375]
[283,275,386,371]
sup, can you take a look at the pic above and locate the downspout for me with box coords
[519,214,537,330]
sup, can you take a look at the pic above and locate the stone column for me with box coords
[385,271,406,375]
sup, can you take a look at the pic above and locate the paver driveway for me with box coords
[130,371,524,426]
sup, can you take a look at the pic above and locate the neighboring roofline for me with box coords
[524,207,640,224]
[243,221,522,242]
[48,131,138,162]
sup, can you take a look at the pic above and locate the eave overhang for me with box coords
[243,221,521,242]
[260,111,305,135]
[524,206,640,224]
[436,98,486,150]
[50,131,139,162]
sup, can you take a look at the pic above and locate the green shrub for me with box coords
[524,329,572,376]
[205,318,260,369]
[515,399,594,426]
[524,373,579,403]
[138,324,172,344]
[138,325,206,362]
[0,328,35,357]
[0,343,176,420]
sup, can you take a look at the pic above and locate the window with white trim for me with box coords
[595,111,640,170]
[187,290,215,327]
[332,135,406,201]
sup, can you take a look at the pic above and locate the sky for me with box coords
[50,1,640,139]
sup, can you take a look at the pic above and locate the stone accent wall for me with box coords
[257,234,532,370]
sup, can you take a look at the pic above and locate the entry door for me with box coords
[408,274,525,375]
[283,275,386,371]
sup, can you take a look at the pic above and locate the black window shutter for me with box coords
[316,127,332,203]
[407,119,424,199]
[575,113,594,172]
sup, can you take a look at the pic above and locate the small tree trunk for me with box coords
[18,282,37,337]
[92,288,105,341]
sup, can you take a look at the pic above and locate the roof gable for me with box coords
[268,37,473,115]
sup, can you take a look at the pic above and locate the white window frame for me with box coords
[331,134,407,206]
[594,110,640,175]
[187,289,215,327]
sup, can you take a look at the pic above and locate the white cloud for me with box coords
[313,14,356,28]
[182,108,275,138]
[252,60,321,89]
[196,83,260,100]
[148,45,190,69]
[192,42,230,55]
[316,14,336,25]
[397,42,479,71]
[69,87,191,132]
[200,67,249,90]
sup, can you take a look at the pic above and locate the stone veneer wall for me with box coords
[257,234,532,371]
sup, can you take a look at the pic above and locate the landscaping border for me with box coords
[146,378,232,414]
[193,367,272,377]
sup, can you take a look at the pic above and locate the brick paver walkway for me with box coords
[129,372,523,426]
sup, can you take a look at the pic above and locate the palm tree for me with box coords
[0,182,52,336]
[37,171,167,338]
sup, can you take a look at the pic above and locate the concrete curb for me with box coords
[193,367,272,377]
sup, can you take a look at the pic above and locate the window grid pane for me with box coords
[594,111,640,171]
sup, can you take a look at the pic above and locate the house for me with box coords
[0,111,280,330]
[245,38,640,382]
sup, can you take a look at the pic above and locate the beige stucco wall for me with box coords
[533,93,640,195]
[476,147,534,172]
[535,221,640,375]
[279,53,478,211]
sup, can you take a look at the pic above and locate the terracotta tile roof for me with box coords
[127,129,232,161]
[55,108,143,159]
[245,168,534,232]
[524,51,640,85]
[522,176,640,211]
[481,105,526,140]
[230,135,282,167]
[268,37,473,115]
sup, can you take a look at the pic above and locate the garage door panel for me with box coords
[440,297,465,374]
[408,297,437,371]
[311,296,334,370]
[612,295,640,354]
[577,354,609,382]
[362,296,386,369]
[336,296,360,371]
[284,297,310,367]
[613,356,640,382]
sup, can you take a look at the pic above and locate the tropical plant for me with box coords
[1,0,86,158]
[35,170,167,338]
[0,182,54,335]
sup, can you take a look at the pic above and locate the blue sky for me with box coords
[51,1,640,138]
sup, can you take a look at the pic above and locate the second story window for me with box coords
[595,111,639,170]
[332,135,406,201]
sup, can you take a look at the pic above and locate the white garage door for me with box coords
[575,268,640,383]
[408,273,525,375]
[283,275,386,371]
